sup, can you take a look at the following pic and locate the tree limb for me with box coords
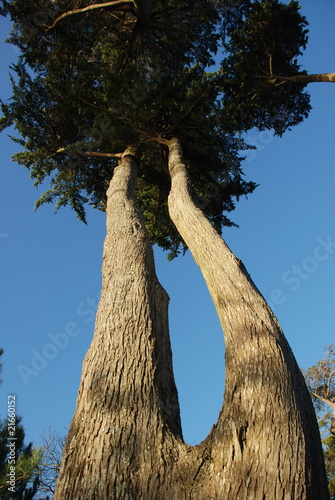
[55,148,123,158]
[312,392,335,412]
[79,150,123,158]
[46,0,136,31]
[266,73,335,84]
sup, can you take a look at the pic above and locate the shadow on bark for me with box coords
[54,145,329,499]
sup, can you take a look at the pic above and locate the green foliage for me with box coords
[0,0,311,255]
[220,0,311,135]
[0,417,44,499]
[316,413,335,499]
[324,431,335,498]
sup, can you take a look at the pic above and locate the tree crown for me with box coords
[0,0,311,255]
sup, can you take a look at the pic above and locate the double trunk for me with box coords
[54,142,328,499]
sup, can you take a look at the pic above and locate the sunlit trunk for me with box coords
[54,150,184,499]
[166,136,329,499]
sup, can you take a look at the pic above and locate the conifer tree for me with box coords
[0,1,329,497]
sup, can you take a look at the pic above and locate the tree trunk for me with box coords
[54,149,187,499]
[166,137,329,499]
[54,142,329,499]
[269,73,335,84]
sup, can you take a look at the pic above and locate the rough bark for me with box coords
[54,150,186,499]
[166,137,329,499]
[269,73,335,84]
[54,141,329,499]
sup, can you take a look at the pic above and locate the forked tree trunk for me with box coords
[55,143,329,499]
[166,137,329,499]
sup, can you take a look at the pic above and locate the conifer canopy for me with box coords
[0,0,311,255]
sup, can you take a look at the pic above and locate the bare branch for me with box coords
[165,86,212,135]
[264,73,335,84]
[46,0,136,31]
[312,392,335,412]
[38,429,67,494]
[79,150,123,158]
[55,148,123,158]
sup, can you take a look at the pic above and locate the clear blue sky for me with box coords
[0,0,334,453]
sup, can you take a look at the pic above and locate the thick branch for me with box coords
[55,148,124,158]
[268,73,335,84]
[46,0,135,30]
[78,150,123,158]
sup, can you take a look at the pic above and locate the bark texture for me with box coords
[166,137,329,499]
[54,142,329,499]
[54,150,187,499]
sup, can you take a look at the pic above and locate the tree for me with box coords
[34,429,66,497]
[304,345,335,417]
[0,420,42,500]
[304,346,335,498]
[1,0,258,256]
[0,0,329,498]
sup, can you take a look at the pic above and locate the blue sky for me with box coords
[0,0,334,453]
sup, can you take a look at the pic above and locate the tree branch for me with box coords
[46,0,136,30]
[55,148,123,158]
[312,392,335,412]
[79,150,123,158]
[264,73,335,84]
[165,87,211,135]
